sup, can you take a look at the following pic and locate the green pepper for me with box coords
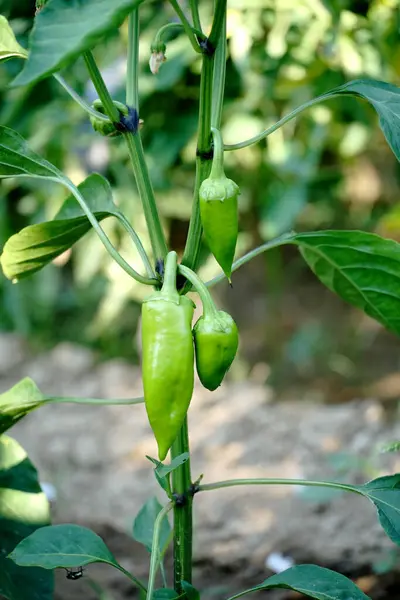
[179,264,239,391]
[199,127,240,281]
[142,251,195,460]
[89,100,127,138]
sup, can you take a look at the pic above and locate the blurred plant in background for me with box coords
[0,0,399,389]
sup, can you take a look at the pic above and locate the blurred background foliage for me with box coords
[0,0,400,399]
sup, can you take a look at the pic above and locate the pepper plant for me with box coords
[1,2,400,600]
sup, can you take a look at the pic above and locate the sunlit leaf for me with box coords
[1,174,118,280]
[13,0,145,87]
[0,435,53,600]
[0,16,28,63]
[0,378,44,435]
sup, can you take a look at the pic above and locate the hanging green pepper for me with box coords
[142,251,195,460]
[199,127,240,281]
[179,265,239,391]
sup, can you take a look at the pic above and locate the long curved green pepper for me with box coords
[199,127,240,281]
[179,264,239,391]
[142,252,195,460]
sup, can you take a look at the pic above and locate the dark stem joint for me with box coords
[188,482,200,496]
[199,37,215,56]
[196,147,214,160]
[172,492,187,507]
[114,105,140,134]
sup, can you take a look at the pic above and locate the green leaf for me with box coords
[132,497,171,554]
[0,435,53,600]
[12,0,145,87]
[359,474,400,546]
[0,126,62,180]
[9,523,119,570]
[1,173,118,280]
[292,230,400,337]
[181,581,200,600]
[0,16,28,62]
[146,453,190,496]
[331,79,400,162]
[0,378,45,435]
[155,453,190,480]
[237,565,370,600]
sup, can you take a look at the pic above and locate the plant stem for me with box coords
[181,54,214,273]
[167,0,202,53]
[124,132,169,263]
[178,264,218,317]
[83,51,120,122]
[205,232,295,288]
[146,502,174,600]
[189,0,202,31]
[44,396,145,406]
[53,74,109,121]
[171,417,193,591]
[208,0,227,49]
[127,9,139,108]
[209,127,224,177]
[197,478,362,496]
[224,92,341,151]
[211,13,226,129]
[116,212,156,278]
[61,178,158,285]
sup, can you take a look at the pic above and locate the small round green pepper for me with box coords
[179,264,239,391]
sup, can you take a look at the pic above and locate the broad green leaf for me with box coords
[0,435,53,600]
[330,79,400,162]
[0,378,44,435]
[0,126,62,180]
[132,497,171,554]
[10,523,118,569]
[1,174,118,280]
[359,475,400,546]
[13,0,145,87]
[237,565,370,600]
[0,16,28,62]
[292,231,400,337]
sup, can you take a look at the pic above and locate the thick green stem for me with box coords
[171,417,193,591]
[83,51,119,122]
[178,264,218,318]
[181,54,214,272]
[127,10,139,108]
[208,0,227,49]
[116,212,156,279]
[124,133,168,263]
[211,13,226,129]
